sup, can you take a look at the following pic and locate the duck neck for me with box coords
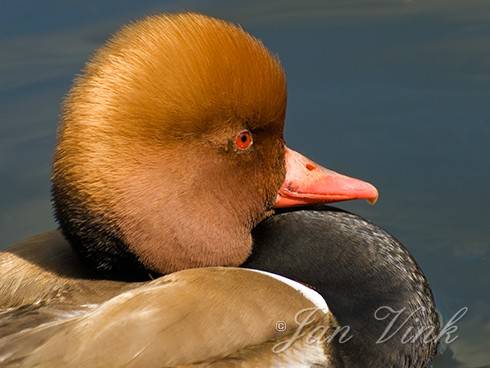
[245,206,439,368]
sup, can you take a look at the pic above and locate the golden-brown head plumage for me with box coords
[52,13,287,275]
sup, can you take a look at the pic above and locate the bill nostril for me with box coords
[305,163,316,171]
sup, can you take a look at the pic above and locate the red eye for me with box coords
[235,130,253,150]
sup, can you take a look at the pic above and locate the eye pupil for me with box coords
[241,134,248,143]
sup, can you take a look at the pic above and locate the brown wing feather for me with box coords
[1,267,329,367]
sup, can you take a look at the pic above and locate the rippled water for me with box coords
[1,1,489,367]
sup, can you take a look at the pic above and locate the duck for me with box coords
[0,12,439,367]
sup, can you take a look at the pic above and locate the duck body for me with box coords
[0,207,438,367]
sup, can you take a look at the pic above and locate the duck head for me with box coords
[52,13,378,276]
